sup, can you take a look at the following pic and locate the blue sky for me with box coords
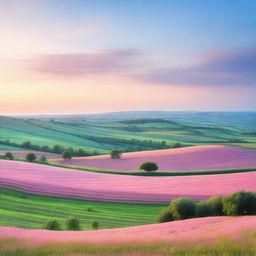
[0,0,256,114]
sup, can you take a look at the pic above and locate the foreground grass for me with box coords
[0,232,255,256]
[0,188,163,230]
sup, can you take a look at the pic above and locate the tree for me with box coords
[169,197,196,220]
[4,152,14,160]
[92,221,99,229]
[157,207,174,223]
[26,152,37,162]
[66,217,80,230]
[39,156,47,163]
[53,145,64,154]
[206,195,223,216]
[43,219,61,230]
[22,141,31,148]
[110,149,122,159]
[223,191,256,216]
[172,142,181,148]
[196,202,213,217]
[139,162,158,172]
[62,151,72,159]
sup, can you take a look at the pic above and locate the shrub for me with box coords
[43,219,61,230]
[62,151,72,159]
[139,162,158,172]
[196,202,213,217]
[110,149,122,159]
[157,207,174,223]
[22,141,31,148]
[206,195,223,216]
[92,221,99,229]
[170,197,196,220]
[66,217,80,230]
[4,152,14,160]
[39,156,47,163]
[172,142,181,148]
[25,152,37,162]
[223,191,256,216]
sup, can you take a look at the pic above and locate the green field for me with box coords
[0,188,163,230]
[1,112,256,154]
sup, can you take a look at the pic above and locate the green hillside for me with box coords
[1,112,256,153]
[0,188,162,230]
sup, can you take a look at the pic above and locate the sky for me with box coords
[0,0,256,114]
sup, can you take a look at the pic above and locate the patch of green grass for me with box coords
[0,188,163,230]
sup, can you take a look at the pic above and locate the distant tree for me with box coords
[172,142,181,148]
[92,221,99,230]
[223,191,256,216]
[169,197,196,220]
[66,217,80,231]
[4,152,14,160]
[53,145,64,154]
[43,219,61,230]
[139,162,158,172]
[26,152,37,162]
[77,148,86,156]
[39,156,47,163]
[22,141,31,148]
[40,145,50,152]
[196,202,213,217]
[110,149,122,159]
[206,195,223,216]
[62,151,72,159]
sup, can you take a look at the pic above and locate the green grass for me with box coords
[49,161,256,176]
[0,232,255,256]
[0,188,163,230]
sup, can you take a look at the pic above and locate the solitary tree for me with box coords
[43,219,61,230]
[110,149,122,159]
[92,221,99,229]
[66,217,80,230]
[139,162,158,172]
[62,151,72,159]
[26,152,37,162]
[4,152,14,160]
[39,156,47,163]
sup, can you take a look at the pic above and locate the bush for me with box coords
[206,195,223,216]
[196,202,213,217]
[62,151,72,159]
[66,217,80,230]
[172,142,181,148]
[139,162,158,172]
[43,219,61,230]
[170,197,196,220]
[4,152,14,160]
[223,191,256,216]
[110,149,122,159]
[157,207,174,223]
[39,156,47,163]
[92,221,99,229]
[26,152,37,162]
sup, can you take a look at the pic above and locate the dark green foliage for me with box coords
[22,141,31,148]
[39,156,47,163]
[157,207,174,223]
[4,152,14,160]
[43,219,61,230]
[62,151,72,159]
[170,197,196,220]
[53,145,64,154]
[223,191,256,216]
[110,149,122,159]
[139,162,158,172]
[66,217,80,230]
[92,221,99,229]
[206,195,223,216]
[25,153,37,162]
[172,142,181,148]
[196,202,213,217]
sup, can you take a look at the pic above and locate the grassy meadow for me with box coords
[0,188,163,230]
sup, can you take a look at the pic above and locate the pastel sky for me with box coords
[1,0,256,114]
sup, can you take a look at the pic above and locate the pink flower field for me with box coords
[0,216,255,245]
[0,150,60,159]
[53,145,256,171]
[0,159,255,203]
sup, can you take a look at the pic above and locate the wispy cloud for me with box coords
[31,50,144,77]
[133,48,256,87]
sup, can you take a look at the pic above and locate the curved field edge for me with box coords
[0,217,255,256]
[0,188,163,230]
[50,162,256,176]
